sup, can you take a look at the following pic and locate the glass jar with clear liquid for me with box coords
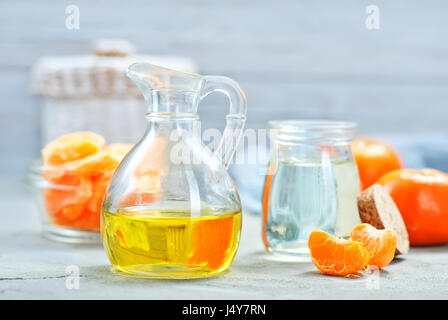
[101,63,246,278]
[262,121,361,260]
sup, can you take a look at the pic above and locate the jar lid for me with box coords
[31,39,198,98]
[269,120,358,143]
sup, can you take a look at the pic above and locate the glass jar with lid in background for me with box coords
[262,120,361,260]
[31,39,198,146]
[27,39,198,244]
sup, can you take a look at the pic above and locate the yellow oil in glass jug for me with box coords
[101,63,247,278]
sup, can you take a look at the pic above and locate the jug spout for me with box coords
[127,62,203,102]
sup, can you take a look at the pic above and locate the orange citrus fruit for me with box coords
[350,223,397,268]
[378,168,448,245]
[42,132,105,166]
[308,229,370,276]
[352,136,403,190]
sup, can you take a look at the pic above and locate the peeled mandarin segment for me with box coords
[350,223,397,268]
[59,203,85,220]
[70,143,133,173]
[68,150,121,173]
[42,168,72,184]
[43,176,93,215]
[40,132,131,231]
[42,164,109,231]
[73,207,101,230]
[44,172,108,230]
[49,176,110,230]
[51,199,99,230]
[42,170,86,186]
[42,132,106,166]
[73,171,115,230]
[308,229,370,276]
[43,177,93,228]
[88,177,110,210]
[85,175,112,223]
[51,204,86,226]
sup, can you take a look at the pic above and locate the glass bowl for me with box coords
[27,161,115,244]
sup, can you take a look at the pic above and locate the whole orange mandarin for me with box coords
[352,136,403,190]
[378,168,448,245]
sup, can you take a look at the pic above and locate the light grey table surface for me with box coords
[1,177,448,300]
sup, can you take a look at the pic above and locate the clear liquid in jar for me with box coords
[262,159,360,259]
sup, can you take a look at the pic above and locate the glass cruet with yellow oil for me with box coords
[101,63,247,278]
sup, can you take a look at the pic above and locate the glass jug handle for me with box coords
[199,76,247,168]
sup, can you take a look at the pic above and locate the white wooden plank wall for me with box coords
[1,0,447,176]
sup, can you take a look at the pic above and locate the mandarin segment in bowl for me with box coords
[42,131,106,166]
[40,132,134,231]
[68,150,122,173]
[58,142,132,174]
[43,176,93,214]
[86,175,113,218]
[308,228,370,276]
[43,176,93,227]
[350,223,397,268]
